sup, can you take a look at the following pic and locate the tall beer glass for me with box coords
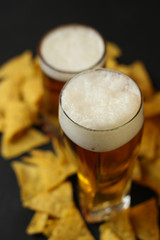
[38,24,106,132]
[59,68,144,222]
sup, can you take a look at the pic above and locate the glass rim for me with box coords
[59,68,143,133]
[37,23,107,75]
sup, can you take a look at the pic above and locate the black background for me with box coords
[0,1,160,240]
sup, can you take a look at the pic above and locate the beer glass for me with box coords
[38,24,106,133]
[59,68,144,222]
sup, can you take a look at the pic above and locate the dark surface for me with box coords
[0,1,160,240]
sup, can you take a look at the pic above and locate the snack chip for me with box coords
[132,158,142,182]
[12,160,48,201]
[0,76,22,113]
[130,198,159,240]
[21,76,44,111]
[99,209,136,240]
[138,120,159,160]
[100,228,120,240]
[23,181,74,218]
[2,128,49,159]
[140,157,160,196]
[48,204,95,240]
[106,41,122,59]
[130,60,155,100]
[26,211,48,235]
[4,100,32,142]
[0,113,5,133]
[0,50,34,79]
[144,92,160,118]
[12,149,77,201]
[42,217,59,237]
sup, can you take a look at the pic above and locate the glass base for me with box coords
[82,195,131,223]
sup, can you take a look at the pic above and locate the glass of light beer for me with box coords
[38,24,106,132]
[59,68,144,222]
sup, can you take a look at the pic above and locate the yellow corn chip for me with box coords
[62,137,78,170]
[140,157,160,195]
[12,151,76,201]
[22,148,77,188]
[130,198,159,240]
[49,205,95,240]
[23,181,74,218]
[12,161,46,200]
[100,228,120,240]
[105,58,118,69]
[0,76,22,112]
[130,61,155,100]
[106,41,122,59]
[132,158,142,182]
[0,113,5,132]
[4,100,32,142]
[139,120,159,160]
[144,92,160,118]
[0,51,34,79]
[99,209,136,240]
[2,128,49,159]
[42,218,59,237]
[22,76,44,109]
[23,149,60,167]
[26,211,48,235]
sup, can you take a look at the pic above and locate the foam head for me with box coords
[39,24,106,81]
[59,69,144,152]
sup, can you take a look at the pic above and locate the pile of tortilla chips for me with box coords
[0,41,160,239]
[0,51,49,159]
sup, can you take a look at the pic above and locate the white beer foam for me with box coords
[59,69,144,152]
[39,25,106,81]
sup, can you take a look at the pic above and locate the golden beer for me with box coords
[59,69,144,222]
[38,24,106,117]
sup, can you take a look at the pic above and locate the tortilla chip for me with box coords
[139,120,159,160]
[106,41,122,59]
[100,228,120,240]
[140,157,160,195]
[0,51,34,79]
[62,137,78,170]
[0,76,22,112]
[0,113,5,132]
[144,92,160,118]
[49,205,95,240]
[52,137,78,174]
[52,137,65,160]
[26,211,48,235]
[23,181,74,218]
[130,198,159,240]
[105,57,118,69]
[99,209,136,240]
[23,149,59,167]
[2,128,49,159]
[22,76,44,109]
[12,160,50,201]
[12,149,77,201]
[130,61,155,100]
[42,218,59,237]
[23,148,77,188]
[132,158,142,182]
[4,100,32,142]
[157,134,160,157]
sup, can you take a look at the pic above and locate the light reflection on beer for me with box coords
[59,69,144,222]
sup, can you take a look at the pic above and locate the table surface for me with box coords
[0,1,160,240]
